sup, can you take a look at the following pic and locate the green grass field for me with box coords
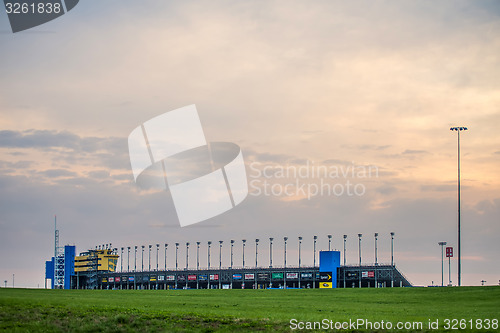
[1,287,499,332]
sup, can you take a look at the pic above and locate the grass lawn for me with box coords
[0,287,499,332]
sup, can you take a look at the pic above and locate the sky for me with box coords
[0,0,499,288]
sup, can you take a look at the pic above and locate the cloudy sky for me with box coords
[0,0,499,288]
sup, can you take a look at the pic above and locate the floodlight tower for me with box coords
[175,243,179,270]
[127,247,130,272]
[134,246,137,272]
[164,244,168,270]
[358,234,362,266]
[196,242,200,270]
[230,240,234,269]
[186,242,190,270]
[450,126,468,287]
[218,241,223,269]
[242,240,246,267]
[343,235,347,265]
[255,239,259,268]
[120,247,124,272]
[374,233,378,266]
[141,246,145,272]
[283,237,288,268]
[207,241,212,268]
[148,245,152,271]
[438,242,447,287]
[269,238,274,268]
[156,244,159,272]
[328,234,332,251]
[298,237,302,268]
[313,236,318,267]
[390,232,395,266]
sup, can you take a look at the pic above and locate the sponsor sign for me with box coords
[320,282,333,289]
[362,271,369,278]
[446,247,453,258]
[232,274,242,280]
[198,274,208,281]
[150,276,157,282]
[102,278,108,283]
[166,275,175,281]
[142,276,149,282]
[158,275,165,281]
[320,272,332,282]
[244,273,255,280]
[121,276,128,282]
[108,277,114,283]
[272,272,284,279]
[301,273,313,279]
[346,271,358,278]
[209,274,219,281]
[188,275,197,281]
[286,273,298,279]
[115,277,120,282]
[368,271,375,278]
[222,284,230,289]
[128,276,135,282]
[257,273,269,280]
[177,275,186,281]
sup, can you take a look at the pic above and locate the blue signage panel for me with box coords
[319,251,340,288]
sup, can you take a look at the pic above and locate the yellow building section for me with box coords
[75,249,119,272]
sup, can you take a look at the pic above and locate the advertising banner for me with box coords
[346,271,358,278]
[166,275,175,281]
[115,277,120,282]
[272,272,284,279]
[198,274,208,281]
[121,276,128,282]
[286,272,298,279]
[320,272,332,282]
[128,276,135,282]
[177,275,186,281]
[142,276,149,282]
[301,272,313,279]
[320,282,332,288]
[108,277,114,283]
[362,271,368,278]
[368,271,375,278]
[158,275,165,281]
[149,276,156,282]
[102,278,108,283]
[257,273,269,280]
[209,274,219,281]
[232,274,242,280]
[244,273,255,280]
[188,275,197,281]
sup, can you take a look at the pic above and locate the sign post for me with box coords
[446,247,453,286]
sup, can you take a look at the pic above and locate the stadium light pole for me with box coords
[208,241,212,269]
[127,247,130,272]
[196,242,200,270]
[450,126,467,287]
[374,233,378,266]
[328,235,332,251]
[164,244,168,270]
[230,240,234,269]
[255,239,259,268]
[343,235,347,266]
[141,245,144,272]
[242,240,246,268]
[390,232,395,266]
[219,241,223,269]
[269,238,274,268]
[156,244,159,272]
[120,247,124,272]
[298,237,302,268]
[175,243,179,270]
[186,242,190,270]
[313,236,318,267]
[148,245,152,272]
[283,237,288,268]
[438,242,447,287]
[134,246,137,272]
[358,234,362,266]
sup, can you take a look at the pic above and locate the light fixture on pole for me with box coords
[328,234,332,251]
[120,247,124,272]
[148,245,152,271]
[283,237,288,269]
[230,240,234,269]
[438,241,447,287]
[175,243,179,270]
[127,246,130,272]
[269,238,274,268]
[242,239,246,268]
[343,235,347,266]
[390,232,395,266]
[196,242,200,270]
[374,233,378,266]
[255,239,259,268]
[141,245,145,272]
[156,244,159,272]
[219,241,223,269]
[164,244,168,270]
[298,237,302,268]
[357,234,362,266]
[313,236,318,267]
[207,241,212,269]
[134,246,137,272]
[186,242,190,270]
[450,126,467,287]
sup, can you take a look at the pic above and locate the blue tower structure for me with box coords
[319,251,340,288]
